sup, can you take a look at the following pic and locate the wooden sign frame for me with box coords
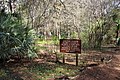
[60,39,81,66]
[60,39,81,53]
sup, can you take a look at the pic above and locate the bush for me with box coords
[0,12,37,60]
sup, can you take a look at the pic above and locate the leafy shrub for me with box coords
[0,12,37,60]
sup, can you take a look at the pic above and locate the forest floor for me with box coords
[0,43,120,80]
[73,48,120,80]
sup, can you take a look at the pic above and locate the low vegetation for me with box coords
[0,0,120,80]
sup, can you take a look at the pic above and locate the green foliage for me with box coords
[28,63,79,80]
[86,8,120,49]
[0,12,37,60]
[0,69,6,77]
[111,8,120,22]
[71,32,78,38]
[51,36,59,45]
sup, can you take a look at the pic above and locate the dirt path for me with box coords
[73,49,120,80]
[113,51,120,71]
[0,45,120,80]
[37,44,120,80]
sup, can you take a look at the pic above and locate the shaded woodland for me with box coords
[0,0,120,80]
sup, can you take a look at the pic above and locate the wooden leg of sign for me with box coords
[76,53,78,66]
[55,52,58,62]
[63,53,65,64]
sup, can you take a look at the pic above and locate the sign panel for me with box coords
[60,39,81,53]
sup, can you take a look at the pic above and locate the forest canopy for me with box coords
[0,0,120,59]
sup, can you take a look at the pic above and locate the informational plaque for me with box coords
[60,39,81,53]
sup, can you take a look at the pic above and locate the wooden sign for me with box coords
[60,39,81,53]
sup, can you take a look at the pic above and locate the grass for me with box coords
[28,63,79,80]
[30,39,81,80]
[36,46,47,50]
[36,39,59,45]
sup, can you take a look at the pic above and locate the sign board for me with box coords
[60,39,81,53]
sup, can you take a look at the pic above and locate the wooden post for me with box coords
[76,53,78,66]
[55,52,58,62]
[63,53,65,64]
